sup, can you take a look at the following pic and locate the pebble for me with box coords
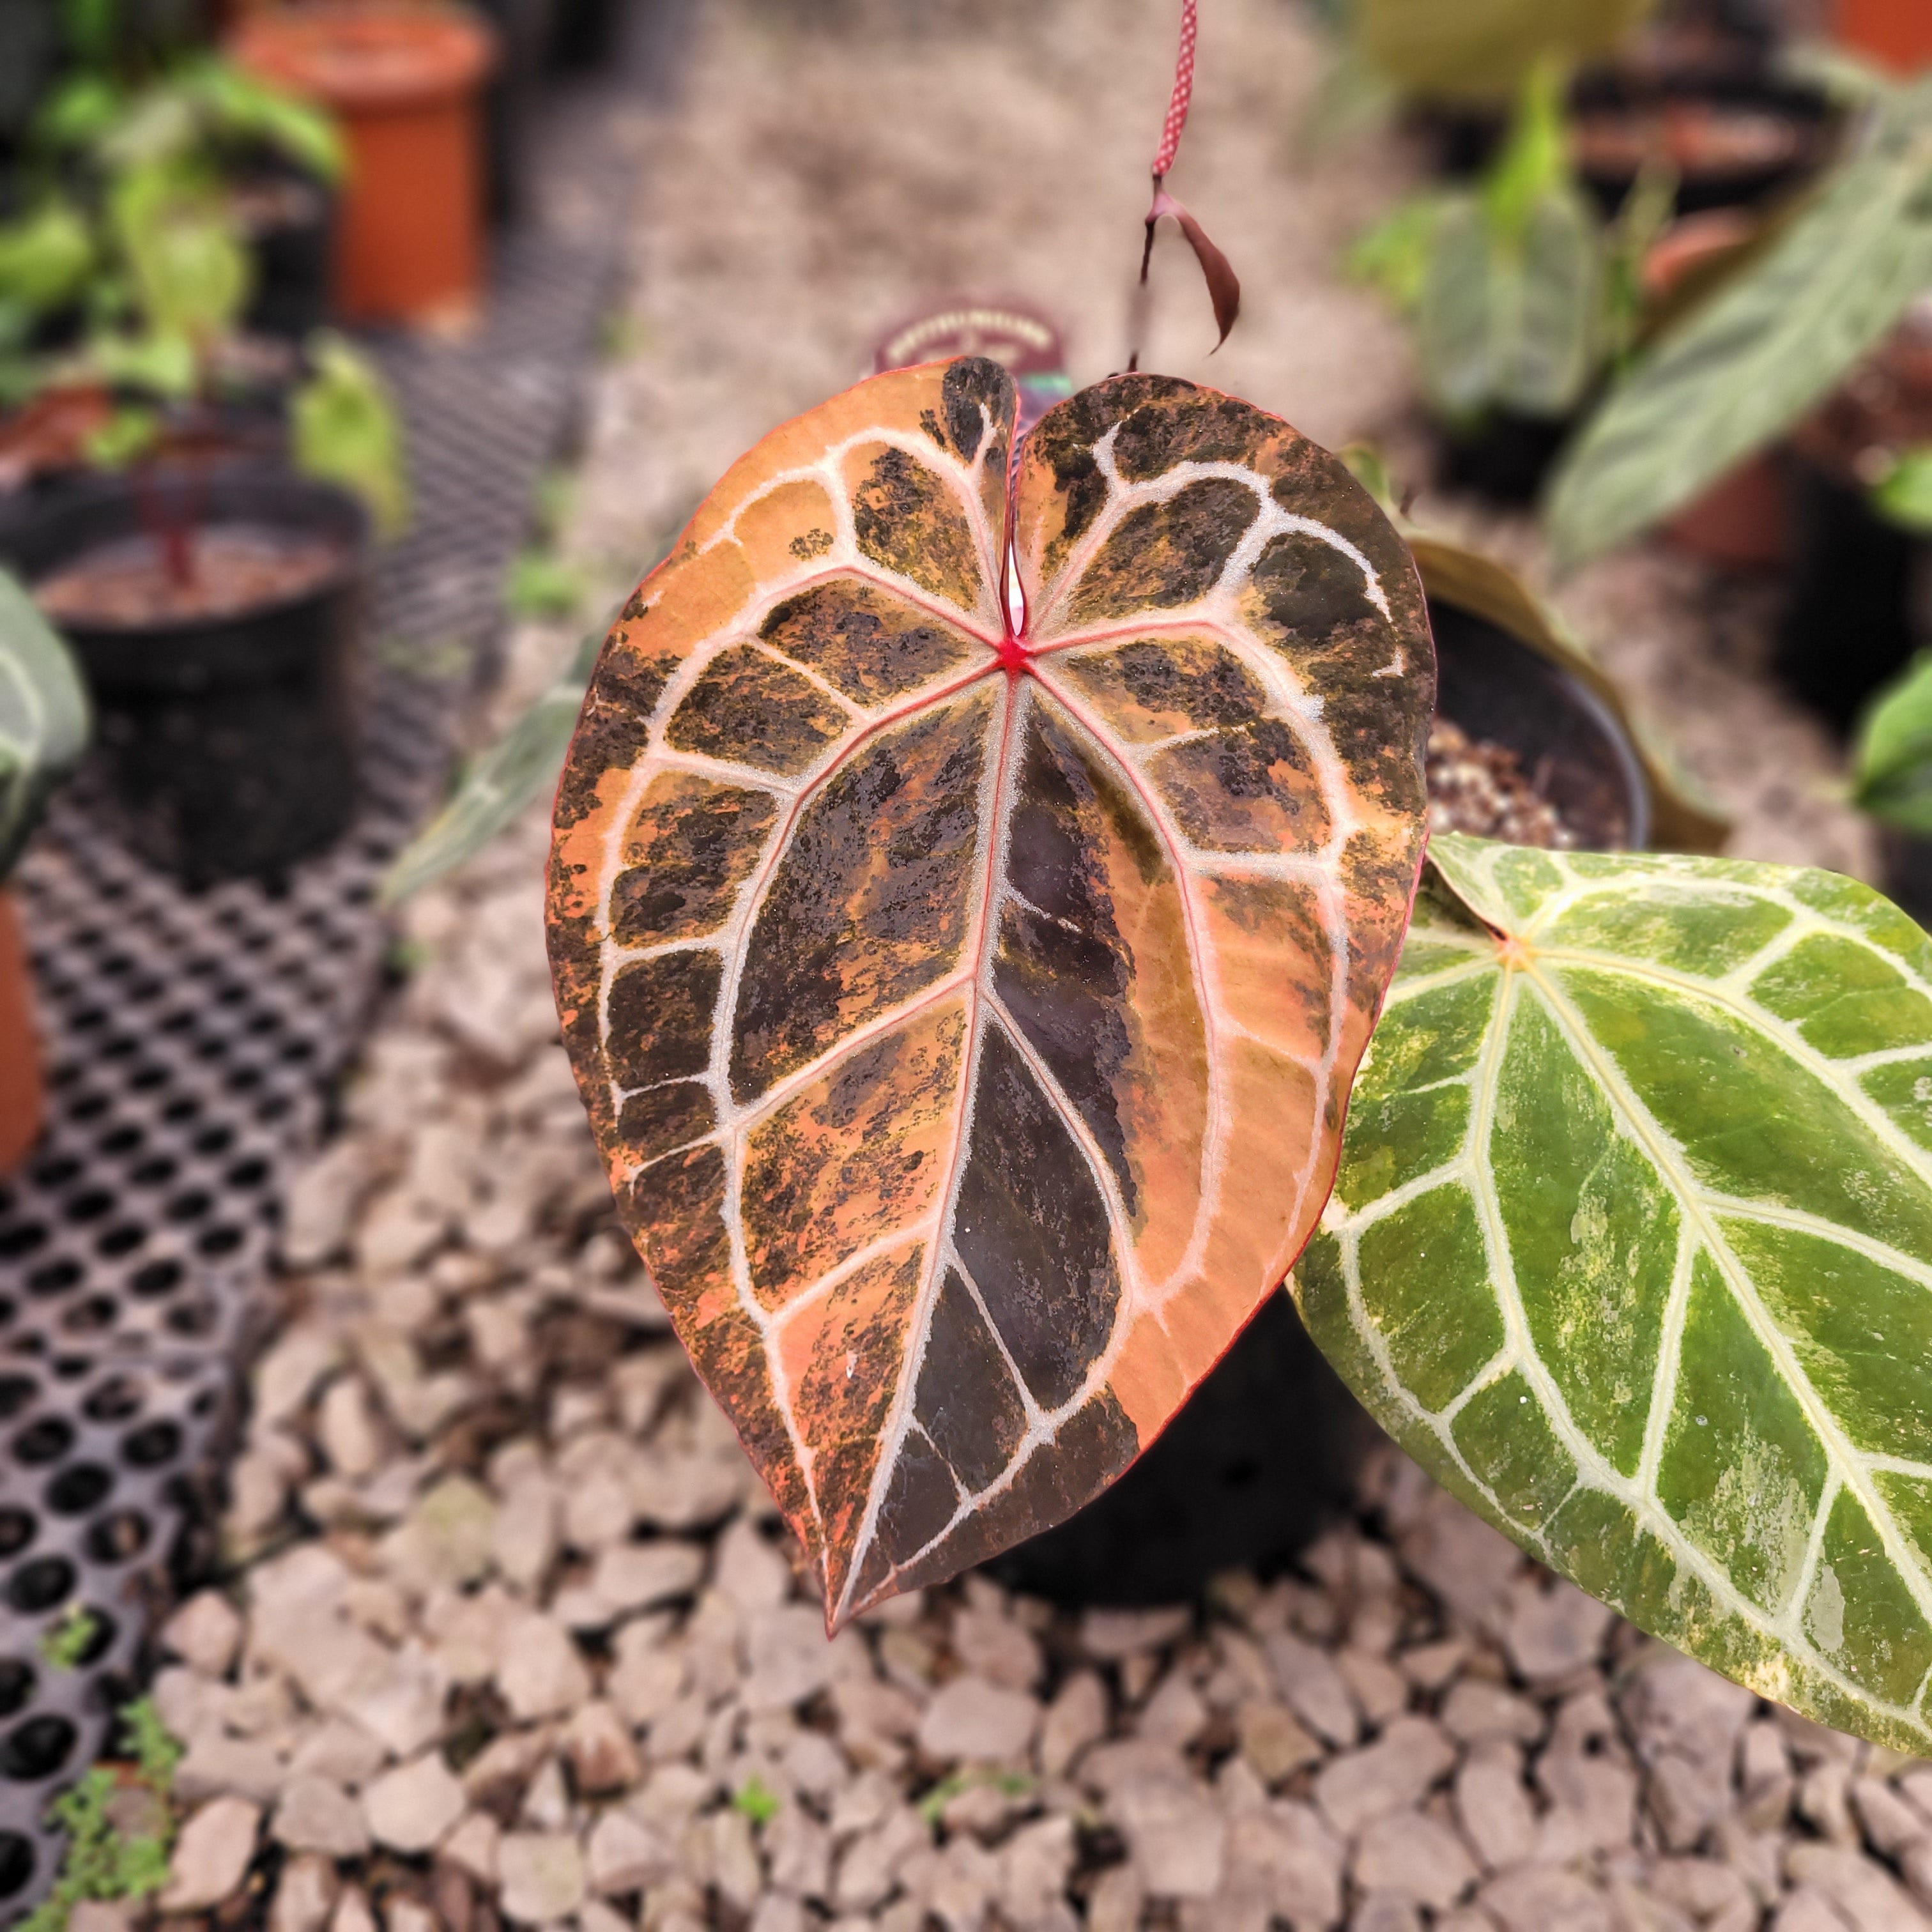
[162,1591,244,1679]
[496,1609,593,1721]
[917,1675,1041,1763]
[273,1775,372,1859]
[1315,1715,1456,1837]
[561,1699,646,1793]
[159,1795,261,1912]
[362,1751,466,1853]
[498,1832,588,1924]
[268,1853,337,1932]
[1352,1809,1478,1910]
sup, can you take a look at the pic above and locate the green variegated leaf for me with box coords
[0,567,88,879]
[1298,832,1932,1749]
[1545,81,1932,570]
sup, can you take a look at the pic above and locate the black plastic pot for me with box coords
[1431,596,1652,850]
[983,1291,1378,1608]
[1569,67,1835,218]
[236,165,337,339]
[1777,456,1924,739]
[0,466,369,887]
[1437,410,1575,507]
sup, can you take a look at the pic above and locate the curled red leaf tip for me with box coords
[1146,188,1241,353]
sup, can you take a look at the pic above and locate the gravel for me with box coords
[107,1,1925,1927]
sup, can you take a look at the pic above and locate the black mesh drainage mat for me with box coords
[0,86,632,1901]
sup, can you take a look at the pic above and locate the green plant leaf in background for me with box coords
[1872,446,1932,535]
[381,627,601,905]
[0,567,89,880]
[1354,0,1652,102]
[291,332,410,539]
[0,199,93,318]
[1414,65,1607,419]
[1854,650,1932,837]
[1298,832,1932,1751]
[110,162,250,348]
[1545,80,1932,571]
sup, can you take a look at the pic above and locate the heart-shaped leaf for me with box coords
[548,360,1434,1625]
[1298,832,1932,1749]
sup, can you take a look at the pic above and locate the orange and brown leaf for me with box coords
[546,359,1434,1628]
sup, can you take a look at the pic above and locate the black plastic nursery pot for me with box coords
[0,466,369,888]
[237,164,339,340]
[1568,66,1836,218]
[1429,595,1652,851]
[1437,409,1575,508]
[1777,456,1923,739]
[987,592,1653,1609]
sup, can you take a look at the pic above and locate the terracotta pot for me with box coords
[1646,213,1793,574]
[0,893,43,1176]
[1837,0,1932,75]
[231,5,497,325]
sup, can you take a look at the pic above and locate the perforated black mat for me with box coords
[0,85,636,1905]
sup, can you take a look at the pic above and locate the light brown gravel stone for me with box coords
[318,1376,383,1480]
[160,1795,262,1912]
[954,1604,1044,1693]
[1112,1776,1227,1897]
[1456,1738,1540,1871]
[362,1751,466,1854]
[917,1675,1041,1763]
[328,1882,377,1932]
[1336,1647,1408,1726]
[1038,1671,1107,1777]
[1266,1631,1361,1749]
[498,1830,588,1923]
[1784,1841,1926,1929]
[273,1775,371,1859]
[1352,1811,1478,1909]
[1086,1864,1145,1932]
[1501,1575,1613,1682]
[1353,1896,1425,1932]
[439,1810,501,1886]
[174,1730,286,1806]
[164,1590,245,1678]
[586,1806,677,1894]
[1222,1803,1343,1926]
[765,1800,831,1897]
[1238,1699,1322,1784]
[1080,1607,1191,1660]
[588,1540,707,1619]
[1440,1677,1544,1747]
[1479,1862,1616,1932]
[562,1699,646,1793]
[1739,1720,1796,1830]
[1853,1775,1928,1859]
[267,1852,337,1932]
[496,1609,592,1720]
[1315,1715,1455,1837]
[999,1813,1075,1928]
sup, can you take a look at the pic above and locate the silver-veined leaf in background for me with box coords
[0,568,88,879]
[1545,81,1932,571]
[1854,650,1932,838]
[381,626,601,905]
[1299,833,1932,1751]
[1414,65,1607,420]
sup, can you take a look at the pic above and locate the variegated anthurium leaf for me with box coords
[547,360,1434,1627]
[1298,832,1932,1750]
